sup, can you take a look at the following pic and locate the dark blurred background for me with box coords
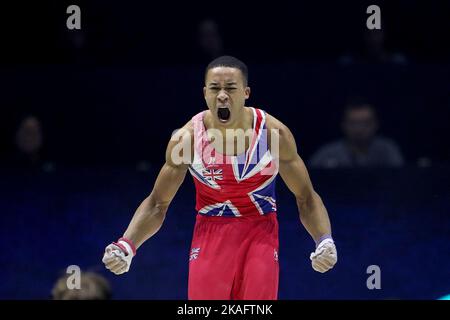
[0,0,449,299]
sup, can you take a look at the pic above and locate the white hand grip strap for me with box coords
[112,237,136,257]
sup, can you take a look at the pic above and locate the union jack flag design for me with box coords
[189,247,200,261]
[202,169,223,181]
[188,107,278,217]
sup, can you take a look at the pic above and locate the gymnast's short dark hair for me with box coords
[205,56,248,86]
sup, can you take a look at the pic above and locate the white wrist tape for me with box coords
[118,240,133,257]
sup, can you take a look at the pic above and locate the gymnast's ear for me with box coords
[244,86,251,99]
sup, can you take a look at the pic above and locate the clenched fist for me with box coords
[310,237,337,273]
[102,237,136,275]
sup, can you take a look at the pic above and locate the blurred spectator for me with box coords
[10,114,54,171]
[58,26,91,64]
[52,271,111,300]
[196,19,224,62]
[309,100,404,168]
[339,29,407,65]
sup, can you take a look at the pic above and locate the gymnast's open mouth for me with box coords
[217,106,231,122]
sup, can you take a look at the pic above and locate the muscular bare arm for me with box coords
[103,121,193,274]
[267,114,336,272]
[267,114,331,242]
[123,122,193,249]
[122,163,187,248]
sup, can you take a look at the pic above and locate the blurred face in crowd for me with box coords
[52,272,111,300]
[342,105,378,147]
[365,29,385,52]
[198,19,223,57]
[204,67,250,127]
[15,116,43,155]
